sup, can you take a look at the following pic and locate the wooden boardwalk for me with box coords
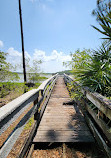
[33,76,94,143]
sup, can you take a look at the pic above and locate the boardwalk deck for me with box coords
[33,76,94,143]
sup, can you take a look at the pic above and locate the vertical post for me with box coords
[34,97,39,120]
[18,0,27,84]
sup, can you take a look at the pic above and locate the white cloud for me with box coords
[6,47,31,72]
[33,49,71,63]
[6,47,71,73]
[0,40,4,48]
[7,47,22,57]
[34,49,46,59]
[7,47,31,59]
[33,49,71,73]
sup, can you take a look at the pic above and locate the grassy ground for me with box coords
[0,82,41,107]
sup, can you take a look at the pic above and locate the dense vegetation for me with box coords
[66,45,111,97]
[65,0,111,98]
[0,82,41,98]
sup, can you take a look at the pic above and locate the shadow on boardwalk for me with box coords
[33,76,94,143]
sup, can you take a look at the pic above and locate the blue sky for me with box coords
[0,0,103,73]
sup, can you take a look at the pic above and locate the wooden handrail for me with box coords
[0,73,58,158]
[64,73,111,119]
[0,89,39,122]
[0,74,58,123]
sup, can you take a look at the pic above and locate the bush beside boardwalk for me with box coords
[0,82,41,107]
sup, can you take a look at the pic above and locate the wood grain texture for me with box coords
[33,77,94,143]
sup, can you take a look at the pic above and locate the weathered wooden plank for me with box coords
[46,98,71,104]
[45,107,75,111]
[38,126,89,131]
[38,125,87,131]
[36,130,92,135]
[39,118,85,124]
[41,116,84,120]
[33,138,94,143]
[51,95,70,98]
[39,121,88,126]
[33,135,94,143]
[43,111,75,115]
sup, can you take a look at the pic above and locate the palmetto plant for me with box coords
[92,0,111,40]
[71,42,111,97]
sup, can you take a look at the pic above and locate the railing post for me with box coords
[33,97,38,106]
[34,96,39,120]
[41,90,44,97]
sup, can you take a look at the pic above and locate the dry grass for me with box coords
[31,143,106,158]
[0,90,23,107]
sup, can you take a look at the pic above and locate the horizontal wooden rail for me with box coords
[0,74,58,158]
[64,73,111,158]
[64,73,111,118]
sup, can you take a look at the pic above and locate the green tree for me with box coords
[0,51,7,81]
[28,60,42,83]
[64,49,92,79]
[14,57,42,83]
[70,49,91,70]
[66,49,92,82]
[0,51,19,82]
[92,0,111,40]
